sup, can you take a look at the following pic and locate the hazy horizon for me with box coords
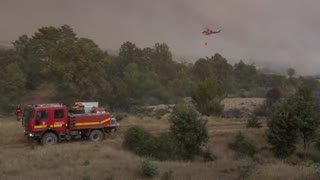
[1,0,319,75]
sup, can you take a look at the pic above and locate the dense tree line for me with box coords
[0,24,318,113]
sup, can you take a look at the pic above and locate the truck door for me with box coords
[34,109,49,131]
[51,108,67,132]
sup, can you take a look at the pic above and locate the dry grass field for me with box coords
[0,98,320,180]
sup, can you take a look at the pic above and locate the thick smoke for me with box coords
[1,0,320,75]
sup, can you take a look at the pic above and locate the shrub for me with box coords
[169,103,209,160]
[161,170,174,180]
[285,155,301,165]
[246,116,262,128]
[106,175,114,180]
[253,103,268,117]
[124,128,181,161]
[315,136,320,151]
[154,133,180,161]
[123,126,158,157]
[154,108,170,119]
[202,99,224,116]
[237,159,255,179]
[141,160,159,178]
[296,150,320,164]
[202,148,217,162]
[228,132,257,158]
[82,160,90,166]
[223,108,242,118]
[82,176,91,180]
[265,87,282,108]
[114,112,128,121]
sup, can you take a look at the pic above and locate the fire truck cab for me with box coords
[23,103,119,145]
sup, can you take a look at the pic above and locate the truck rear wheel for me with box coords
[41,132,58,145]
[89,129,103,142]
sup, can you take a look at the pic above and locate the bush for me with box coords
[106,175,114,180]
[237,159,255,179]
[296,150,320,163]
[253,103,268,117]
[285,155,301,165]
[228,132,257,158]
[223,107,251,118]
[154,133,180,161]
[161,170,174,180]
[201,99,224,116]
[123,126,158,157]
[223,108,242,118]
[315,137,320,151]
[246,116,262,128]
[141,160,159,178]
[169,103,209,160]
[124,128,180,161]
[265,87,282,108]
[202,148,217,162]
[154,108,170,119]
[114,112,128,121]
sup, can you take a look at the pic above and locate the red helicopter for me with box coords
[202,27,221,46]
[202,27,221,35]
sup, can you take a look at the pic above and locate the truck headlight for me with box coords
[29,133,33,137]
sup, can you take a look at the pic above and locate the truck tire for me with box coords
[89,129,103,142]
[41,132,58,145]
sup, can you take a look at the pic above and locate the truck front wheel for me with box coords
[41,132,58,145]
[89,130,103,142]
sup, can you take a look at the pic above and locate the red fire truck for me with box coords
[22,103,120,145]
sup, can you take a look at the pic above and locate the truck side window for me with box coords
[54,109,64,119]
[36,110,48,125]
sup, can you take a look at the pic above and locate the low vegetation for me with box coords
[228,132,257,158]
[246,116,262,128]
[124,103,209,161]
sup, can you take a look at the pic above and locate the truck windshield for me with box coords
[23,108,34,121]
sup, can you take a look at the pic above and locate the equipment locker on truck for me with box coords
[22,103,120,145]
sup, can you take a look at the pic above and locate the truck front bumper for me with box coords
[24,130,41,140]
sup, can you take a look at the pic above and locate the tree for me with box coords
[49,37,108,102]
[118,41,143,68]
[287,68,295,78]
[13,35,46,89]
[293,85,319,149]
[267,100,299,158]
[267,84,320,157]
[209,53,233,87]
[150,43,177,86]
[192,58,212,82]
[169,103,209,160]
[234,60,257,90]
[168,67,196,97]
[13,25,78,90]
[192,53,233,90]
[0,49,26,113]
[192,78,226,116]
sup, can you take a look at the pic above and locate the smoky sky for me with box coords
[1,0,320,75]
